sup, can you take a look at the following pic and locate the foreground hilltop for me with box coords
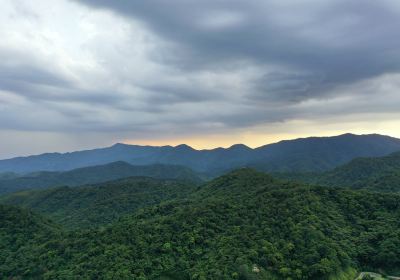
[1,133,400,175]
[1,169,400,279]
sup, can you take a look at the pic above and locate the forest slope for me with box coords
[0,176,196,228]
[277,152,400,192]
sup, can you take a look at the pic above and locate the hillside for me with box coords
[0,177,196,228]
[1,169,400,279]
[316,152,400,192]
[0,161,202,195]
[277,152,400,192]
[0,134,400,175]
[251,133,400,172]
[0,205,59,278]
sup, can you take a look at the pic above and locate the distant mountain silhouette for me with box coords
[0,133,400,175]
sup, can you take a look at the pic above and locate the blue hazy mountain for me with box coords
[1,133,400,175]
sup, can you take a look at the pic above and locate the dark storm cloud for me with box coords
[75,0,400,103]
[251,72,324,103]
[0,53,123,106]
[140,83,225,104]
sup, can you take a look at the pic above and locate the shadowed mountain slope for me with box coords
[0,161,202,195]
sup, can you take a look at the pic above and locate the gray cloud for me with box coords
[75,0,400,94]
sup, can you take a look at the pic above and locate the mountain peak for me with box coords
[338,133,356,137]
[337,133,391,138]
[175,144,194,151]
[228,144,251,150]
[111,143,129,148]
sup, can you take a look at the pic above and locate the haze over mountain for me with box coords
[1,134,400,176]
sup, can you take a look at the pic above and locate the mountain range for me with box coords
[1,133,400,175]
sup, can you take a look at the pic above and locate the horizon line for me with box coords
[0,132,396,161]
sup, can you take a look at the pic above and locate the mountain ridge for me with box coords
[0,161,202,195]
[1,133,400,175]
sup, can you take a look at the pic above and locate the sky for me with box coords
[1,0,400,158]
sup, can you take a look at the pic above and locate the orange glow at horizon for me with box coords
[122,119,400,150]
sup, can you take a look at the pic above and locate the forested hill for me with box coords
[0,177,196,228]
[277,152,400,192]
[0,161,202,195]
[1,133,400,175]
[1,169,400,279]
[316,151,400,192]
[0,204,59,276]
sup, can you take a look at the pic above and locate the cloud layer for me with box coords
[1,0,400,157]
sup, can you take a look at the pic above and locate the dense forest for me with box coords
[1,169,400,279]
[0,177,196,228]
